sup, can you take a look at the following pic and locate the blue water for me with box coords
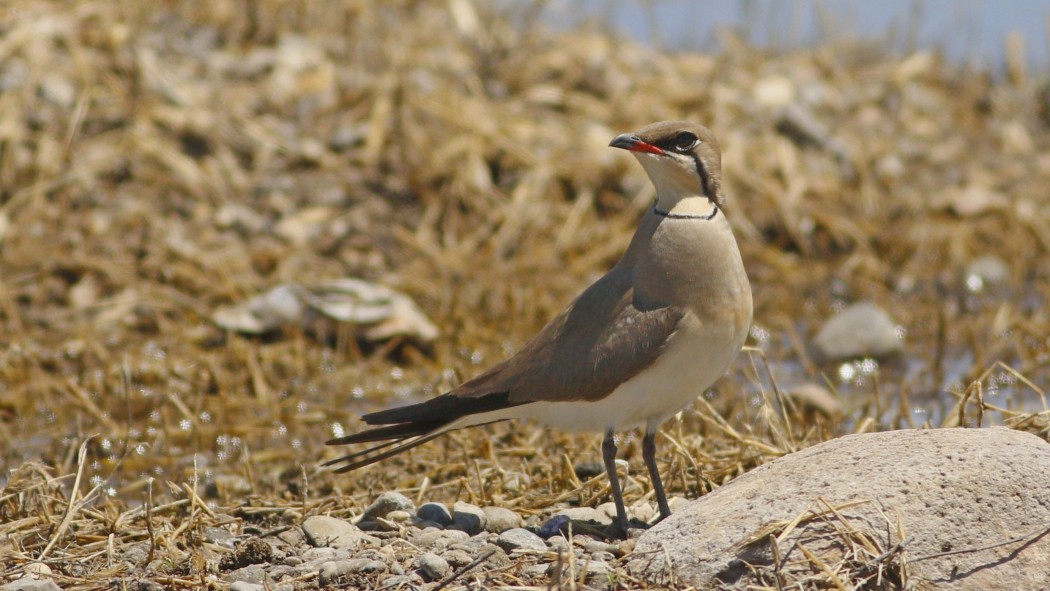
[552,0,1050,70]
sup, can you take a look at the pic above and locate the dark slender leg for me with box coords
[643,430,672,522]
[602,429,629,537]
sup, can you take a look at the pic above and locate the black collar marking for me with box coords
[653,202,719,220]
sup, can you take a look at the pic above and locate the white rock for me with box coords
[630,428,1050,590]
[813,301,902,360]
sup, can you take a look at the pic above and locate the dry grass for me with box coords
[1,0,1049,589]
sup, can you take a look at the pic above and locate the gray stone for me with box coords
[302,515,365,549]
[318,559,386,584]
[0,578,62,591]
[416,502,453,527]
[229,583,264,591]
[411,528,470,549]
[583,540,621,556]
[226,564,266,585]
[482,506,522,532]
[415,552,450,580]
[496,528,547,553]
[813,301,902,360]
[629,427,1050,591]
[204,526,236,549]
[379,574,423,589]
[451,501,487,535]
[521,563,551,579]
[441,549,475,568]
[265,565,298,581]
[360,491,415,521]
[300,546,344,564]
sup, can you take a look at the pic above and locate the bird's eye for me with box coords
[674,132,699,152]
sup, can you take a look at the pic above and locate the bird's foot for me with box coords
[605,518,654,540]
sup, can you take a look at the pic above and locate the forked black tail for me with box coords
[323,391,522,472]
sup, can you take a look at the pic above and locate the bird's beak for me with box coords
[609,133,665,155]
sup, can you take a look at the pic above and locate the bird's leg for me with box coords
[643,430,672,522]
[602,429,629,538]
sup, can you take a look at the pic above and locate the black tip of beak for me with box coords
[609,133,641,150]
[609,133,665,155]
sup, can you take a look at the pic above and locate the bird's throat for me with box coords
[654,195,718,220]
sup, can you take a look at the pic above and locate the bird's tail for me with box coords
[322,391,522,473]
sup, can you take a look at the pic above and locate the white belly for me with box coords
[449,312,746,434]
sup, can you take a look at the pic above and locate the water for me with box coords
[552,0,1050,71]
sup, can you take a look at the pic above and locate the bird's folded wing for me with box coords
[454,270,686,405]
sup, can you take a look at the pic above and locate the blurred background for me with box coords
[1,0,1048,528]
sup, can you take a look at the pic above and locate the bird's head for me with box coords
[609,121,723,208]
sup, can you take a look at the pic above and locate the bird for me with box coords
[324,121,753,537]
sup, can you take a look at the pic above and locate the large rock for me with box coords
[629,428,1050,590]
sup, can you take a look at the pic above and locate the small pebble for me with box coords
[226,564,266,585]
[496,528,547,552]
[482,506,522,533]
[416,502,453,527]
[412,529,470,549]
[302,515,366,549]
[574,461,605,480]
[380,574,423,589]
[361,491,415,521]
[386,510,412,523]
[318,559,386,584]
[451,501,487,535]
[416,552,450,580]
[441,549,475,568]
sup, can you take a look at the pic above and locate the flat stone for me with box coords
[300,547,344,564]
[411,528,470,549]
[0,578,62,591]
[416,502,453,527]
[496,528,547,553]
[482,506,522,532]
[360,491,415,521]
[630,427,1050,590]
[813,301,902,360]
[229,583,264,591]
[302,515,365,549]
[318,559,386,584]
[451,501,487,535]
[226,564,266,585]
[415,552,450,580]
[441,549,475,568]
[379,574,422,589]
[204,526,236,549]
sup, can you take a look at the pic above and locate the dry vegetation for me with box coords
[1,0,1049,589]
